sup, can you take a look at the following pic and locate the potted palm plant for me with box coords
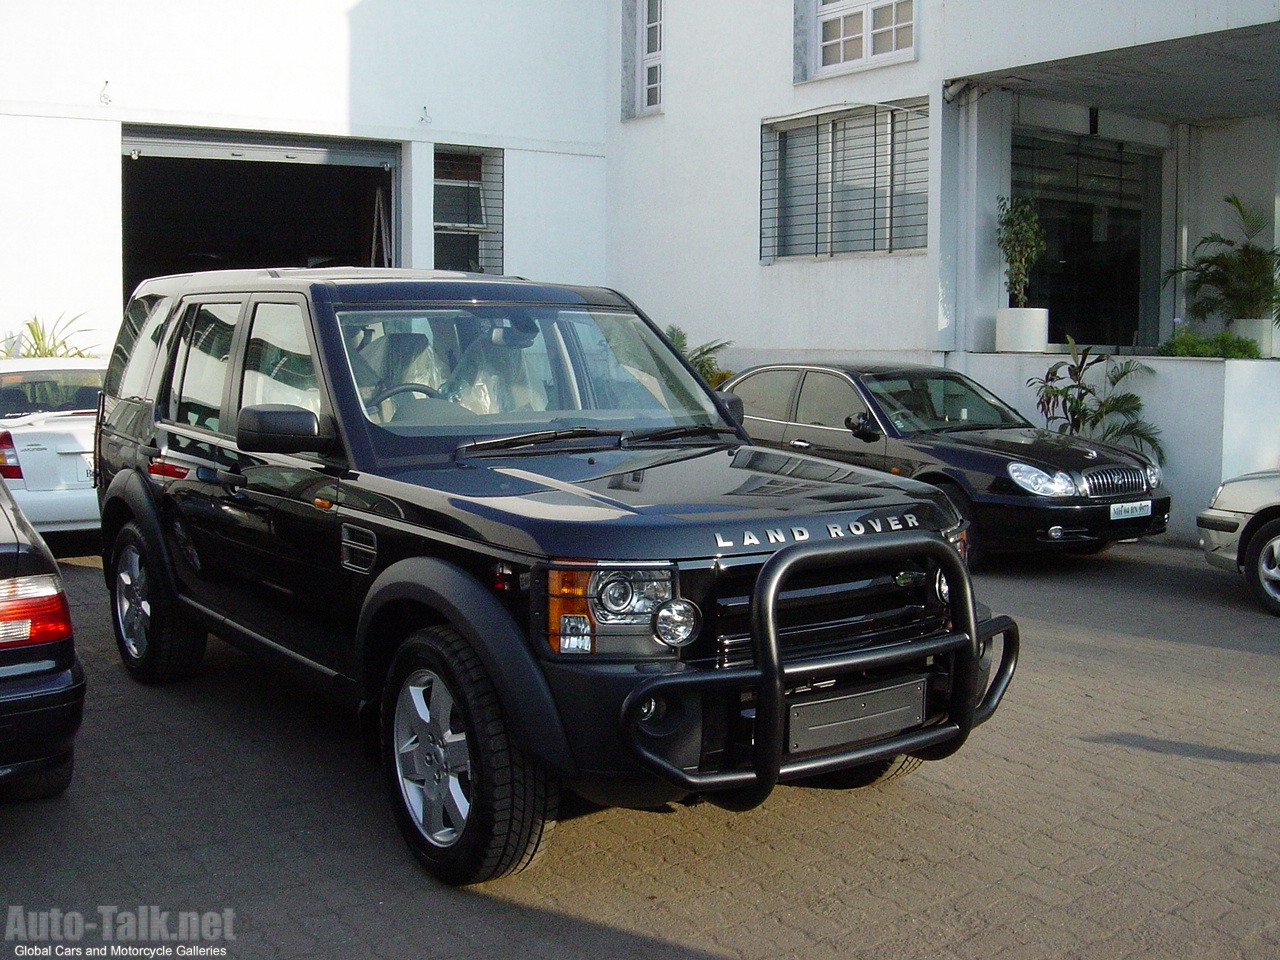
[995,196,1049,352]
[1165,194,1280,357]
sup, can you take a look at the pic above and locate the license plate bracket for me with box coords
[787,675,927,754]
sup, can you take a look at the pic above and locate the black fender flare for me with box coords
[99,469,179,598]
[356,557,577,777]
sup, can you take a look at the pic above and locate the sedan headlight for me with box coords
[1008,462,1077,497]
[544,564,698,657]
[1144,462,1162,489]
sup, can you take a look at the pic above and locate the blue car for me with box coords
[0,478,84,801]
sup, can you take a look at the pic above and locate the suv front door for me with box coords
[214,297,349,672]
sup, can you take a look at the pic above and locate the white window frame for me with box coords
[638,0,663,114]
[812,0,916,78]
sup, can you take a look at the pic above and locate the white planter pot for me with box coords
[995,307,1049,353]
[1231,318,1280,358]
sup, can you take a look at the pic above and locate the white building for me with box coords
[0,1,611,351]
[1,2,1277,537]
[607,0,1279,370]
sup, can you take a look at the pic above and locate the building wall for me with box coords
[605,0,949,371]
[604,0,1280,372]
[941,0,1280,76]
[0,0,609,349]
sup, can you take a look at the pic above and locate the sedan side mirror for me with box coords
[716,390,745,427]
[845,412,881,444]
[237,403,337,455]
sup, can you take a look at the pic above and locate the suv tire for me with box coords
[109,522,207,683]
[383,626,557,885]
[1244,518,1280,617]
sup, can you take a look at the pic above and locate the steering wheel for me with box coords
[370,382,444,405]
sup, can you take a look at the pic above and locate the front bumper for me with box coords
[1197,507,1246,572]
[0,656,86,782]
[611,534,1018,810]
[975,494,1171,551]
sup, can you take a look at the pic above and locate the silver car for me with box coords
[1197,470,1280,616]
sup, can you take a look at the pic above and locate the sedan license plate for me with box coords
[787,676,926,754]
[1110,500,1152,521]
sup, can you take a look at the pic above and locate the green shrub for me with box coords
[1156,329,1261,359]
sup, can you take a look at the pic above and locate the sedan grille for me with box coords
[1083,466,1146,499]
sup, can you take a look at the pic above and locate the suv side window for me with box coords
[731,370,798,422]
[796,371,868,428]
[240,302,322,413]
[106,294,168,401]
[168,302,242,434]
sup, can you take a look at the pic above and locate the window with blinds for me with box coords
[434,148,503,274]
[760,102,928,261]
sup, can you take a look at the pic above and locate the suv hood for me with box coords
[367,443,957,561]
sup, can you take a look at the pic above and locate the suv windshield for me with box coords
[336,304,727,446]
[862,371,1028,435]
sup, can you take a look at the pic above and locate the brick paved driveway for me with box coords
[2,539,1277,960]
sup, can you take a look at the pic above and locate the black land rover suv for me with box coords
[96,268,1018,885]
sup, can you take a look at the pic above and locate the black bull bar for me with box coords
[620,533,1020,811]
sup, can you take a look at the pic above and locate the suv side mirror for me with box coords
[845,412,881,444]
[237,404,337,455]
[716,391,745,427]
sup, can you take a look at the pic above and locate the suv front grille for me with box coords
[1082,466,1146,499]
[682,559,948,669]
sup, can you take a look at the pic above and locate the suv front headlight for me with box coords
[1144,462,1162,489]
[1008,462,1077,497]
[543,564,699,657]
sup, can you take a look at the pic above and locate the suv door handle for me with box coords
[788,439,812,450]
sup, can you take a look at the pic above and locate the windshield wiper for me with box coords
[623,424,742,446]
[933,422,1005,433]
[455,427,627,457]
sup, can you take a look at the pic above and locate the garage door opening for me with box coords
[121,130,397,300]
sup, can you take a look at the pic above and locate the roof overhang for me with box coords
[951,22,1280,124]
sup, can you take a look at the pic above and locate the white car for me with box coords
[1197,470,1280,617]
[0,357,105,532]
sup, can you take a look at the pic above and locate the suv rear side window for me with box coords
[241,302,322,413]
[169,302,242,433]
[106,294,168,400]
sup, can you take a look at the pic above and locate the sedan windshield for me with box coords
[862,371,1028,434]
[335,304,728,449]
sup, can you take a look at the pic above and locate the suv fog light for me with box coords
[1048,526,1064,540]
[638,697,659,722]
[653,599,700,648]
[559,615,593,654]
[934,569,950,605]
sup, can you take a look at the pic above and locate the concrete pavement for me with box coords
[1,540,1277,959]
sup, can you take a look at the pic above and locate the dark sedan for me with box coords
[0,479,84,801]
[722,363,1170,560]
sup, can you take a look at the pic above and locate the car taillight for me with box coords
[0,574,73,647]
[0,431,22,480]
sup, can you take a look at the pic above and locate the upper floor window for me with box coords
[640,0,663,112]
[760,101,929,261]
[799,0,916,81]
[623,0,662,118]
